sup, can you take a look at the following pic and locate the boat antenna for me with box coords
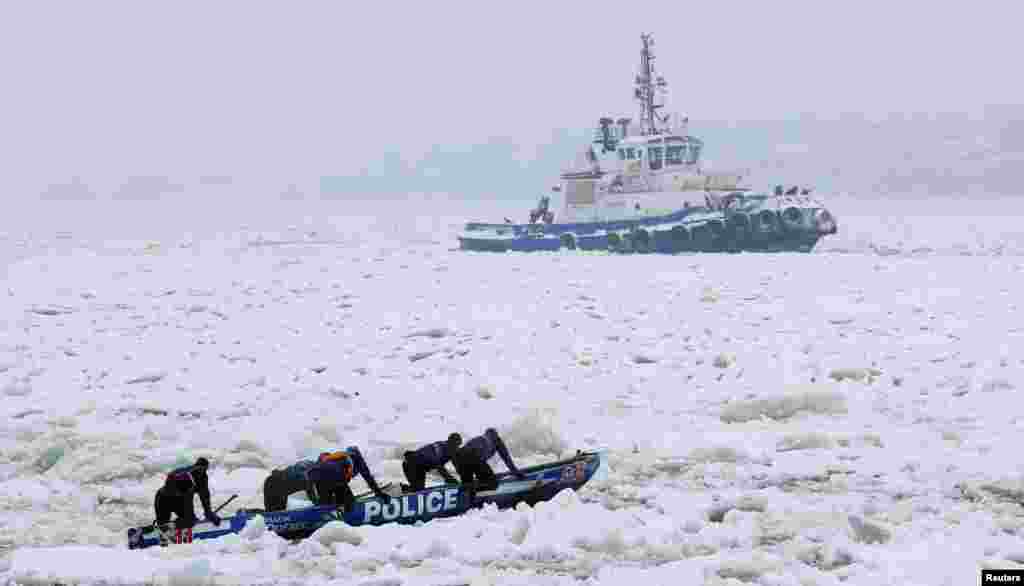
[634,33,669,136]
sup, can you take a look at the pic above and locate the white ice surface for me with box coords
[3,195,1024,585]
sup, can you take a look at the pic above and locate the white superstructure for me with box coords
[559,33,747,223]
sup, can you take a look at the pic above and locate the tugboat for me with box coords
[458,33,838,254]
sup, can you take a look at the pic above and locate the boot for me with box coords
[155,522,172,547]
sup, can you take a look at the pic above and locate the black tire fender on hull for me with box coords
[781,207,805,233]
[606,232,622,252]
[724,213,751,250]
[727,212,751,238]
[691,224,713,251]
[706,220,725,241]
[754,209,780,238]
[670,225,691,245]
[631,229,651,253]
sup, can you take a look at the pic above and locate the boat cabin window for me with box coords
[648,146,663,171]
[625,147,638,160]
[687,143,702,164]
[618,148,626,161]
[666,145,685,166]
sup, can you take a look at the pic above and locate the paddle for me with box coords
[213,494,237,515]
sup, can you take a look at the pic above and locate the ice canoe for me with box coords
[127,450,604,550]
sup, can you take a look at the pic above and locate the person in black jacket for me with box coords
[401,433,462,493]
[154,457,220,530]
[307,447,391,512]
[453,428,526,493]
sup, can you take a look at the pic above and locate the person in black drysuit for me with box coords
[154,457,221,529]
[306,447,391,512]
[453,428,526,493]
[401,433,462,493]
[262,457,320,512]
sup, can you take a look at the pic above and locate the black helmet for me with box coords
[195,457,210,469]
[447,433,462,448]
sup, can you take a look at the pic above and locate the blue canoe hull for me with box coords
[128,451,604,550]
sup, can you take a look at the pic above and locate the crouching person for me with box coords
[308,448,391,512]
[402,433,462,493]
[454,428,526,493]
[154,457,221,544]
[262,457,319,512]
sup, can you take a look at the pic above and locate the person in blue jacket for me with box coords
[401,433,462,492]
[262,457,320,512]
[453,428,526,493]
[307,447,390,512]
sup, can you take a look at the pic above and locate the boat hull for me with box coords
[127,451,604,550]
[458,204,832,254]
[459,232,823,254]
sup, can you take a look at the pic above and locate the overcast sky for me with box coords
[0,0,1018,189]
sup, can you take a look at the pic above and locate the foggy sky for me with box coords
[0,0,1019,192]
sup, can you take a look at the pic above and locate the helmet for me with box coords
[195,457,210,469]
[447,433,463,450]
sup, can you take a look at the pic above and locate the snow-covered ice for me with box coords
[3,195,1024,585]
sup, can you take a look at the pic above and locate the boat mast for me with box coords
[635,33,668,136]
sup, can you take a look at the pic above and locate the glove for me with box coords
[205,512,222,526]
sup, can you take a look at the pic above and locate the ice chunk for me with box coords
[713,353,735,368]
[9,546,180,584]
[500,410,568,457]
[125,371,167,384]
[3,377,32,396]
[34,444,66,472]
[848,515,891,544]
[720,387,847,423]
[358,569,404,586]
[687,445,755,464]
[166,558,213,586]
[829,366,882,382]
[239,514,266,540]
[776,432,835,452]
[313,520,364,546]
[406,327,454,339]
